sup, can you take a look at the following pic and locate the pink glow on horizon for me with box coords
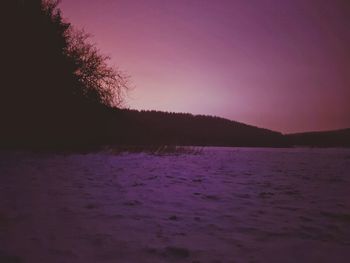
[60,0,350,133]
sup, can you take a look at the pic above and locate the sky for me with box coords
[60,0,350,133]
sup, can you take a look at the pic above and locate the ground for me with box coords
[1,147,350,263]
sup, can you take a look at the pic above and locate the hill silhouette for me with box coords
[287,129,350,148]
[107,109,289,147]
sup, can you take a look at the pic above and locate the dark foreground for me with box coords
[1,147,350,263]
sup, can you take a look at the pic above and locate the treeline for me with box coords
[111,110,289,147]
[287,129,350,148]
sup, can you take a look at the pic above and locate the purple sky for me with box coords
[60,0,350,133]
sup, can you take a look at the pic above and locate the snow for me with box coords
[1,147,350,263]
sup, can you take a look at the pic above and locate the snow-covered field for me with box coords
[1,147,350,263]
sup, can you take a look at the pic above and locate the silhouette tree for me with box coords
[1,0,127,109]
[66,29,128,107]
[0,0,129,146]
[41,0,128,107]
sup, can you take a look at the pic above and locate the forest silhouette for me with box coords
[1,0,348,149]
[1,0,129,148]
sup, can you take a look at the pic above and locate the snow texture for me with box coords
[0,147,350,263]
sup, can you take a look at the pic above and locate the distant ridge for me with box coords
[2,105,350,149]
[287,128,350,147]
[110,109,289,148]
[0,106,289,149]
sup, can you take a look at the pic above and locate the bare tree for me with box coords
[65,29,129,107]
[39,0,129,108]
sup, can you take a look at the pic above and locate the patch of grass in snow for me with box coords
[106,145,203,155]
